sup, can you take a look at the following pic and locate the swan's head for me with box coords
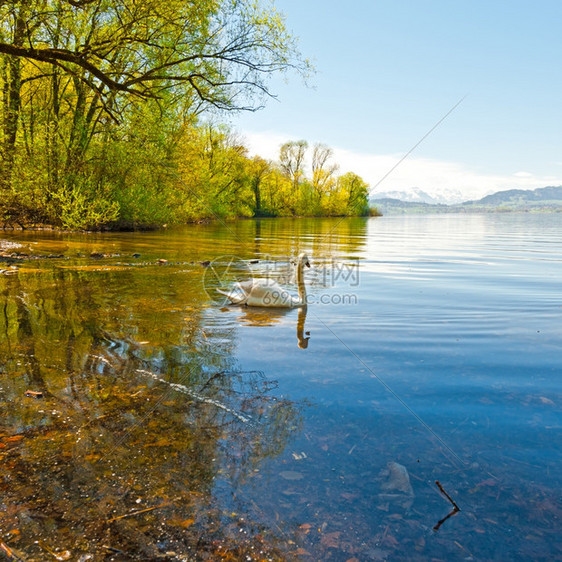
[298,253,311,268]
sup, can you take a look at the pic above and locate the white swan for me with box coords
[218,253,310,308]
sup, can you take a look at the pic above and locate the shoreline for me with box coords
[0,212,375,234]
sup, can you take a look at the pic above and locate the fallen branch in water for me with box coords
[107,502,169,523]
[136,368,252,424]
[102,545,127,555]
[38,542,71,560]
[0,540,25,561]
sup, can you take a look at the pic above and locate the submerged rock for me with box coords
[380,461,414,495]
[378,461,415,510]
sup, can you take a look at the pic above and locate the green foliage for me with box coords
[0,1,372,229]
[50,180,120,230]
[257,148,371,218]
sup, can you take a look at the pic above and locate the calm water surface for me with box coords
[0,214,561,560]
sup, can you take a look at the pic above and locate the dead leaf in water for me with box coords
[170,518,194,529]
[382,533,399,547]
[469,478,498,494]
[320,531,341,548]
[279,471,303,481]
[477,478,497,487]
[84,453,102,462]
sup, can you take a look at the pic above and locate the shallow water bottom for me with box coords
[0,215,561,560]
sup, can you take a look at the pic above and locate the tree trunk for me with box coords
[252,176,262,214]
[0,2,28,205]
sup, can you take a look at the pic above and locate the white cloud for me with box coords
[241,131,562,204]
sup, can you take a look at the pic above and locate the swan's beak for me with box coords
[305,261,310,268]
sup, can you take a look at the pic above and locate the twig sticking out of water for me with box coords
[435,480,460,510]
[433,480,461,532]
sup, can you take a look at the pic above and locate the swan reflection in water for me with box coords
[231,305,310,349]
[296,306,310,349]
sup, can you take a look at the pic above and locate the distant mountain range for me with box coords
[370,187,464,205]
[371,186,562,214]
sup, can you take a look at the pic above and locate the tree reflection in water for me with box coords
[0,265,304,559]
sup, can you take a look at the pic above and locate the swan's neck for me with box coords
[296,259,307,304]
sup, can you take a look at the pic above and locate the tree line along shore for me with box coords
[0,1,374,231]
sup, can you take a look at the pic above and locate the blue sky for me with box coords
[232,0,562,202]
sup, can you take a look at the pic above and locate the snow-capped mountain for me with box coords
[370,188,435,203]
[370,187,467,205]
[371,185,562,215]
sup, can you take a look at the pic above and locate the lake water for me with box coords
[0,214,561,560]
